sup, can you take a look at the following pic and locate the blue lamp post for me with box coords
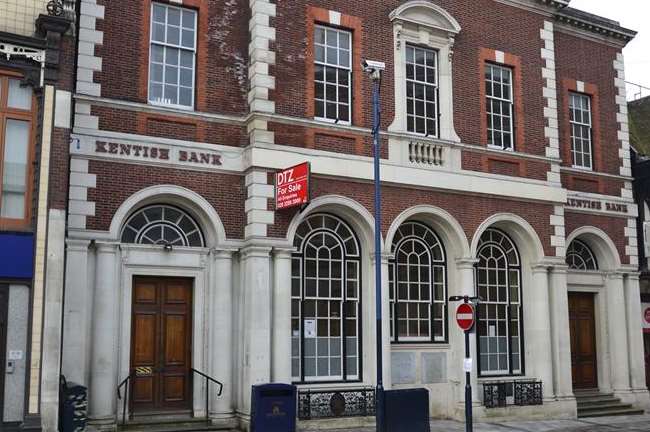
[363,59,386,432]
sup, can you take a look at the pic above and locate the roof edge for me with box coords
[555,7,637,45]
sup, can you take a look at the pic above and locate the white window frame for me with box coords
[405,44,439,137]
[313,25,352,125]
[148,2,197,110]
[388,1,461,142]
[485,63,515,151]
[569,92,594,170]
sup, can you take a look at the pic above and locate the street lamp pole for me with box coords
[364,60,385,432]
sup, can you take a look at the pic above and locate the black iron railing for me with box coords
[190,368,223,422]
[483,380,543,408]
[117,368,223,426]
[298,387,375,420]
[116,371,136,426]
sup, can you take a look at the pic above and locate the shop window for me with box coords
[0,74,34,230]
[148,2,197,109]
[388,221,446,342]
[476,228,523,376]
[569,93,593,170]
[566,239,598,270]
[291,213,361,383]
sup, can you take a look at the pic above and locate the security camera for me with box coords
[362,59,386,73]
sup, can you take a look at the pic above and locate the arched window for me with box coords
[388,221,446,342]
[291,214,361,382]
[120,204,204,247]
[476,228,523,376]
[566,239,598,270]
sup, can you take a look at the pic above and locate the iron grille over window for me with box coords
[388,221,447,342]
[149,3,197,108]
[291,214,361,383]
[406,45,438,137]
[476,229,523,376]
[120,205,204,247]
[485,64,514,150]
[569,92,593,169]
[566,239,598,270]
[314,26,352,124]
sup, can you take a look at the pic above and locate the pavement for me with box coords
[306,415,650,432]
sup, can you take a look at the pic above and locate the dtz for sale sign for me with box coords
[276,162,310,210]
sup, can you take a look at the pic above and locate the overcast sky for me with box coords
[570,0,650,100]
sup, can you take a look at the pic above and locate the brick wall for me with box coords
[555,31,621,178]
[87,160,246,238]
[270,176,555,257]
[565,212,628,265]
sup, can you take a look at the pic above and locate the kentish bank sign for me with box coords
[275,162,310,210]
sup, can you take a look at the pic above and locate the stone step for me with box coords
[120,416,233,432]
[576,396,623,406]
[578,407,646,418]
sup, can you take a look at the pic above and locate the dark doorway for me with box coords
[569,292,598,389]
[130,277,193,413]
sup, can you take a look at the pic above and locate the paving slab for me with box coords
[303,414,650,432]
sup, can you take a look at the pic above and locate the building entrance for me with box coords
[569,292,598,389]
[130,277,193,413]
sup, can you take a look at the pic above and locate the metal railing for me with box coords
[190,368,224,423]
[116,368,223,426]
[483,380,543,408]
[116,371,136,426]
[298,387,375,420]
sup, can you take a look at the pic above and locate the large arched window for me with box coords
[388,221,447,342]
[566,239,598,270]
[120,204,204,247]
[476,228,523,376]
[291,214,361,382]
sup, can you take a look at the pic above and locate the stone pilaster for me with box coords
[240,245,272,415]
[244,170,274,238]
[209,249,236,424]
[271,248,294,384]
[67,157,96,230]
[548,266,574,400]
[88,242,119,425]
[606,272,631,394]
[529,264,555,399]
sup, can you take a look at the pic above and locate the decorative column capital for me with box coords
[606,271,626,281]
[455,257,478,269]
[211,248,237,261]
[94,241,118,254]
[273,247,295,260]
[66,238,91,252]
[531,263,552,274]
[371,252,393,264]
[240,245,272,260]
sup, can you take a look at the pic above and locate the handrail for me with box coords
[190,368,223,422]
[190,368,223,396]
[116,372,136,427]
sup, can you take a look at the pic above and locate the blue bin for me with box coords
[250,383,297,432]
[384,388,430,432]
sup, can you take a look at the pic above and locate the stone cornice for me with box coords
[554,8,636,47]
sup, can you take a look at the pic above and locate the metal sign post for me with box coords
[450,295,480,432]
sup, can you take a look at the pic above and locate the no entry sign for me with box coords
[275,162,310,210]
[456,303,475,331]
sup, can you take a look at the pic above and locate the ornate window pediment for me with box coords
[388,1,461,143]
[389,1,461,36]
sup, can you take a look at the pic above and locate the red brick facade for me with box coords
[74,0,636,268]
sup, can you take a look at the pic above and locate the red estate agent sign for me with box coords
[456,303,475,331]
[276,162,310,210]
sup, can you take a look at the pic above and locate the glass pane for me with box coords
[182,10,195,29]
[153,4,166,23]
[168,8,181,26]
[2,119,30,219]
[8,79,32,110]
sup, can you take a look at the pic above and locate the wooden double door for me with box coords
[569,292,598,389]
[131,277,193,413]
